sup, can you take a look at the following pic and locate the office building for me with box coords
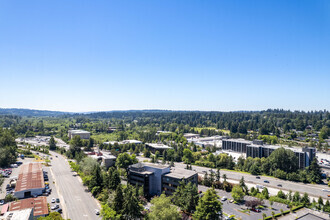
[68,129,90,140]
[222,139,252,153]
[128,163,170,197]
[88,151,116,169]
[162,168,198,196]
[127,163,197,197]
[145,143,172,154]
[183,133,200,139]
[246,144,315,169]
[187,135,224,148]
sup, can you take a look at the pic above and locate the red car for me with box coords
[251,208,261,213]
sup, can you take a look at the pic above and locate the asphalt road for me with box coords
[49,151,101,220]
[137,156,330,200]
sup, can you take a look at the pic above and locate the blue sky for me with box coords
[0,0,329,112]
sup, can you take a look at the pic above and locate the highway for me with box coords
[137,156,330,200]
[49,151,101,220]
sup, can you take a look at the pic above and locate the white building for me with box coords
[68,129,90,139]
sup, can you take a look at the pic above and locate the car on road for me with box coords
[277,184,282,187]
[264,180,269,183]
[322,189,330,192]
[229,199,234,203]
[56,198,60,203]
[0,200,4,205]
[95,209,100,215]
[221,196,227,201]
[55,155,58,158]
[256,176,260,179]
[51,198,56,203]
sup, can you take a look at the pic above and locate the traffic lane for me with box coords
[50,151,101,220]
[170,161,330,199]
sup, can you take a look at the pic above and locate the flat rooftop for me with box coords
[247,144,306,153]
[146,143,172,150]
[69,129,90,134]
[131,162,170,170]
[15,163,44,192]
[183,133,200,138]
[9,197,48,217]
[223,138,252,144]
[164,168,197,179]
[1,208,33,220]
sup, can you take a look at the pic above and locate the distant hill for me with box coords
[0,108,69,117]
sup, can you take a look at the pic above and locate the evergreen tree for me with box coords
[301,192,310,206]
[148,194,180,220]
[216,168,220,182]
[261,187,269,199]
[239,176,248,194]
[193,188,222,220]
[86,138,94,151]
[292,192,301,203]
[113,185,124,214]
[49,136,56,150]
[318,196,324,209]
[173,181,199,214]
[108,167,121,190]
[307,158,322,183]
[122,185,142,219]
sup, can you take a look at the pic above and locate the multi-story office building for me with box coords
[246,144,315,169]
[68,129,90,139]
[222,139,252,153]
[223,138,316,169]
[162,168,198,196]
[127,163,197,197]
[128,163,171,197]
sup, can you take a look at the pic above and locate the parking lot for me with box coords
[43,165,63,214]
[0,153,64,217]
[198,185,289,220]
[0,157,29,200]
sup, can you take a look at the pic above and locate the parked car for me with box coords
[56,208,62,213]
[56,198,60,203]
[277,184,282,187]
[0,200,4,205]
[51,205,59,210]
[256,176,260,179]
[229,199,234,203]
[251,208,261,212]
[221,196,227,201]
[264,180,269,183]
[51,198,56,203]
[95,209,100,215]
